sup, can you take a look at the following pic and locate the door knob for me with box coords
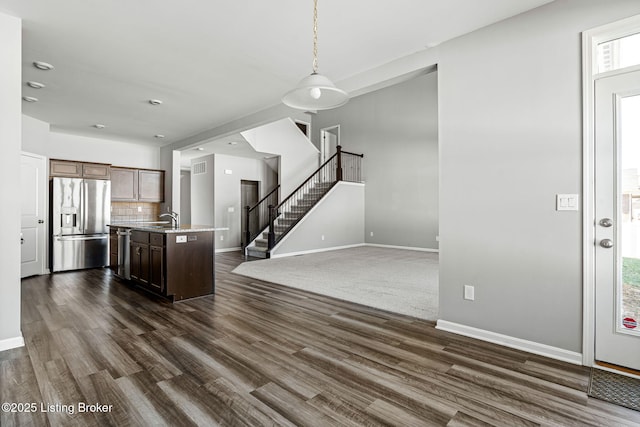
[599,218,613,227]
[600,239,614,248]
[38,219,44,224]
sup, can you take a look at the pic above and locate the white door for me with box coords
[594,68,640,370]
[20,152,46,278]
[320,125,340,163]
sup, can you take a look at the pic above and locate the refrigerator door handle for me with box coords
[54,235,109,242]
[81,180,88,234]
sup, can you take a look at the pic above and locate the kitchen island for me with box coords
[108,224,219,301]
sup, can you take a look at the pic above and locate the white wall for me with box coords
[272,182,365,257]
[0,11,24,351]
[21,117,161,170]
[214,154,279,250]
[241,118,319,197]
[438,0,640,353]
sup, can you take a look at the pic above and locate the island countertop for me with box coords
[108,223,228,233]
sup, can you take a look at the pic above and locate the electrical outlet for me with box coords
[370,231,374,237]
[321,235,325,241]
[464,285,475,301]
[137,206,142,212]
[220,235,224,241]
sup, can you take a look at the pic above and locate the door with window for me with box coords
[594,68,640,371]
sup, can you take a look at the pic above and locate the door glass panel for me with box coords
[620,93,640,336]
[597,32,640,73]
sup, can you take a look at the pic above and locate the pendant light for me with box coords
[282,0,349,110]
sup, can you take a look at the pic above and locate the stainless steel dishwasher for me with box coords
[116,228,131,279]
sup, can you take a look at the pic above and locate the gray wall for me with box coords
[312,72,439,250]
[0,11,23,349]
[190,154,216,226]
[273,182,365,257]
[214,154,279,250]
[438,0,640,352]
[180,170,192,225]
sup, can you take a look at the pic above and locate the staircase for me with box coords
[245,146,363,259]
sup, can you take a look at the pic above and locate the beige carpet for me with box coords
[232,246,439,320]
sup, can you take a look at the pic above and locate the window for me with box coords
[597,32,640,73]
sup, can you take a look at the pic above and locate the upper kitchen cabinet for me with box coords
[50,159,110,179]
[138,170,164,202]
[111,167,164,202]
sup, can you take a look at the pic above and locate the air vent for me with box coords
[192,161,207,175]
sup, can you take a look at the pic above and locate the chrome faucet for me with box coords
[159,211,180,228]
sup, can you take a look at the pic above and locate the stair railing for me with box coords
[268,145,363,249]
[243,185,280,247]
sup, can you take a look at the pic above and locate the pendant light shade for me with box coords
[282,73,349,110]
[282,0,348,111]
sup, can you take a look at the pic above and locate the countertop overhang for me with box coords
[108,223,228,233]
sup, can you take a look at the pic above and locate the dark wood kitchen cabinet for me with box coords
[109,228,118,271]
[149,233,165,293]
[130,231,165,294]
[50,159,111,179]
[111,167,164,202]
[111,167,138,200]
[138,170,164,202]
[130,231,150,285]
[126,228,213,301]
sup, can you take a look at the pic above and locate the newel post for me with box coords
[268,205,276,249]
[244,205,250,247]
[336,145,343,181]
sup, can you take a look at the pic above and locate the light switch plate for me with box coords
[464,285,475,301]
[556,194,579,211]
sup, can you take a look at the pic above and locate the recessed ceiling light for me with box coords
[154,134,165,139]
[33,61,54,71]
[22,96,38,102]
[149,99,163,106]
[27,81,45,89]
[93,124,106,129]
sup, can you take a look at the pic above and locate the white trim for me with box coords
[365,243,439,253]
[0,335,25,352]
[436,320,582,365]
[215,247,242,253]
[582,13,640,369]
[270,243,366,259]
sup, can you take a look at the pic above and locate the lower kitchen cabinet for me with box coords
[109,228,118,271]
[130,231,151,287]
[127,229,213,301]
[149,242,164,293]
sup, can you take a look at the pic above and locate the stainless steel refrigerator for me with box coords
[51,177,111,272]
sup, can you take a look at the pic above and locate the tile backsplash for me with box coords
[111,202,160,223]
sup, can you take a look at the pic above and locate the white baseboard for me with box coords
[365,243,439,253]
[0,335,25,352]
[215,247,242,253]
[436,320,582,365]
[271,243,366,259]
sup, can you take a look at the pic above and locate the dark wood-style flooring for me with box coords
[2,252,640,426]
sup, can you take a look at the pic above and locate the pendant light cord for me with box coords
[312,0,318,73]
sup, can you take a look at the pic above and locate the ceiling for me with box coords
[1,0,554,152]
